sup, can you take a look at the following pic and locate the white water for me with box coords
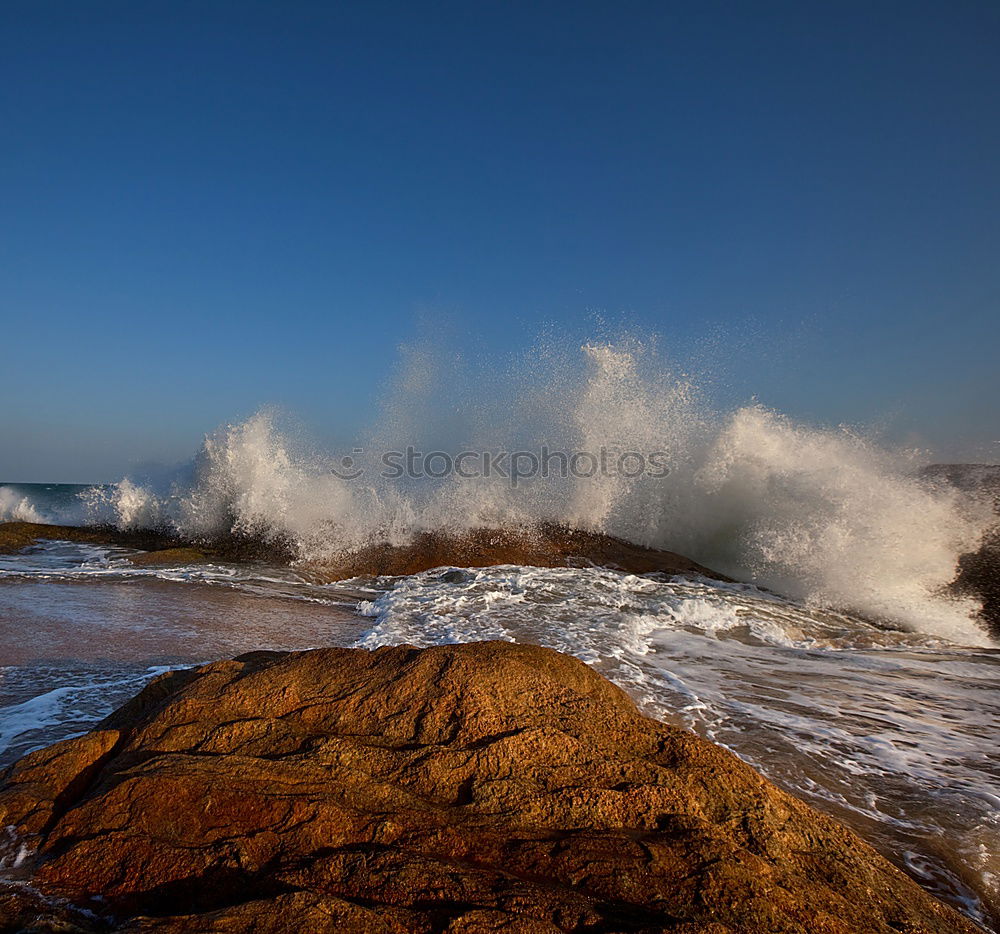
[69,340,992,643]
[0,484,91,526]
[0,487,44,523]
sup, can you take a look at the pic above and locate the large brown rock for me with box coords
[0,642,975,933]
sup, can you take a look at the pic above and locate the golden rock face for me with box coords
[0,640,978,933]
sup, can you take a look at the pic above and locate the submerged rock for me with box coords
[124,547,210,567]
[0,642,976,933]
[0,521,181,554]
[0,521,294,565]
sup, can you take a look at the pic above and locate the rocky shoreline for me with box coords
[0,522,295,566]
[0,641,980,933]
[0,518,996,930]
[4,516,998,637]
[0,521,729,583]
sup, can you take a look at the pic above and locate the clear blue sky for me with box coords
[2,1,998,482]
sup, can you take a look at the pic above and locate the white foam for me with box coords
[352,564,999,801]
[0,487,44,523]
[83,340,994,643]
[0,666,174,763]
[0,540,369,610]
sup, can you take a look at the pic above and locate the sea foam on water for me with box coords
[83,338,993,644]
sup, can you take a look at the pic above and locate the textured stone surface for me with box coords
[0,642,977,933]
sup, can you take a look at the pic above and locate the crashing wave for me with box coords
[82,340,993,643]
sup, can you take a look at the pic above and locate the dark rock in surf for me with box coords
[0,521,180,555]
[0,519,729,583]
[0,642,977,933]
[923,464,1000,636]
[124,546,210,567]
[0,521,295,566]
[953,529,1000,637]
[301,523,732,582]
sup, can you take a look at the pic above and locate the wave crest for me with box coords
[85,341,994,643]
[0,487,45,524]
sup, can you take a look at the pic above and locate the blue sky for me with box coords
[2,1,998,482]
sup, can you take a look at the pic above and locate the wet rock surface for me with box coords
[0,520,725,584]
[302,524,730,583]
[0,641,977,933]
[0,522,294,565]
[924,463,1000,635]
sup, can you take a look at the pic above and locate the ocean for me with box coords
[1,343,997,928]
